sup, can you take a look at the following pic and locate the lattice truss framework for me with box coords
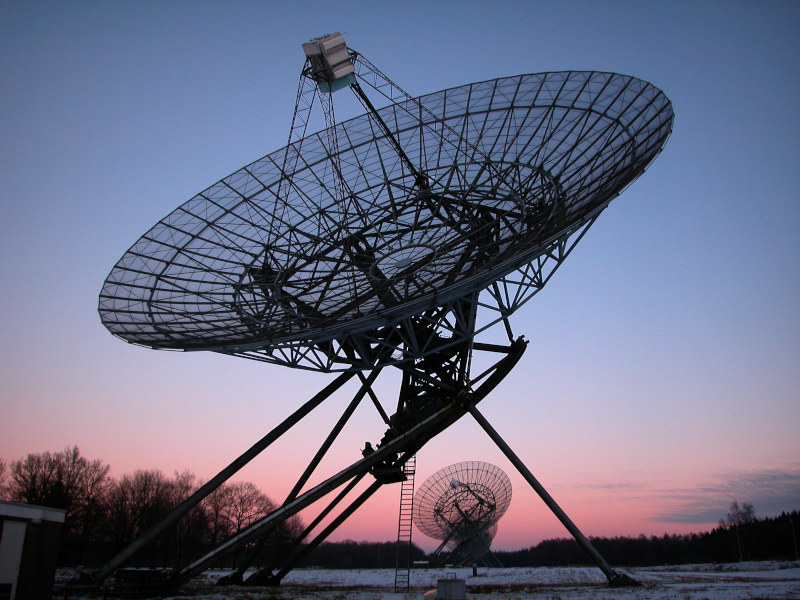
[99,67,673,372]
[413,461,512,557]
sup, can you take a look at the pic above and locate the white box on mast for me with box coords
[302,32,355,92]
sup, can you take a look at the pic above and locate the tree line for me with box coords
[492,507,800,568]
[297,508,799,569]
[0,447,302,569]
[2,448,797,570]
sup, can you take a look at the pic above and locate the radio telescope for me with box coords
[414,462,511,566]
[94,32,672,591]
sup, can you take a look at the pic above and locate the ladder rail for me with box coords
[393,455,416,591]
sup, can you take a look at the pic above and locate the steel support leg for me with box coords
[173,401,459,585]
[93,371,355,582]
[217,473,368,586]
[247,479,384,585]
[468,405,638,587]
[223,370,381,582]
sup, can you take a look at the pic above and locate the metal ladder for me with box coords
[393,454,416,592]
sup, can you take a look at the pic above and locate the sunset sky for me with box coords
[1,1,798,552]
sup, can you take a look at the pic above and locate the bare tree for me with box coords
[9,450,62,506]
[720,501,756,562]
[66,449,111,563]
[7,446,111,562]
[264,511,305,563]
[105,469,174,554]
[169,470,208,564]
[0,457,8,500]
[8,446,110,512]
[197,481,275,568]
[0,457,6,500]
[3,447,305,567]
[225,481,275,533]
[203,483,235,545]
[198,480,284,545]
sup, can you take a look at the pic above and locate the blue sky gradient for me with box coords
[1,1,798,550]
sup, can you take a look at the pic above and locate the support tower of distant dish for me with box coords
[414,461,512,566]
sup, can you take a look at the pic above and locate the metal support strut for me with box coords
[468,405,639,587]
[91,371,355,584]
[350,81,429,190]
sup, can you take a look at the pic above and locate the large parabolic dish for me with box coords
[93,38,675,589]
[99,70,673,372]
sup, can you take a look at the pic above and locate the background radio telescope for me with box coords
[414,461,512,566]
[93,32,672,592]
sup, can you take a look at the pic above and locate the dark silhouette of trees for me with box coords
[104,469,177,566]
[169,470,210,566]
[8,450,63,506]
[0,457,8,500]
[226,481,275,534]
[2,446,797,570]
[203,482,234,546]
[719,500,756,561]
[0,447,302,569]
[493,509,800,567]
[6,446,111,564]
[266,509,305,563]
[105,469,174,552]
[7,447,110,513]
[205,480,275,569]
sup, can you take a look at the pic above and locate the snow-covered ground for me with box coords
[58,561,800,599]
[177,561,800,599]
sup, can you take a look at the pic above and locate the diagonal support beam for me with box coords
[92,370,355,583]
[468,405,638,587]
[173,399,466,584]
[223,369,382,581]
[257,479,385,585]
